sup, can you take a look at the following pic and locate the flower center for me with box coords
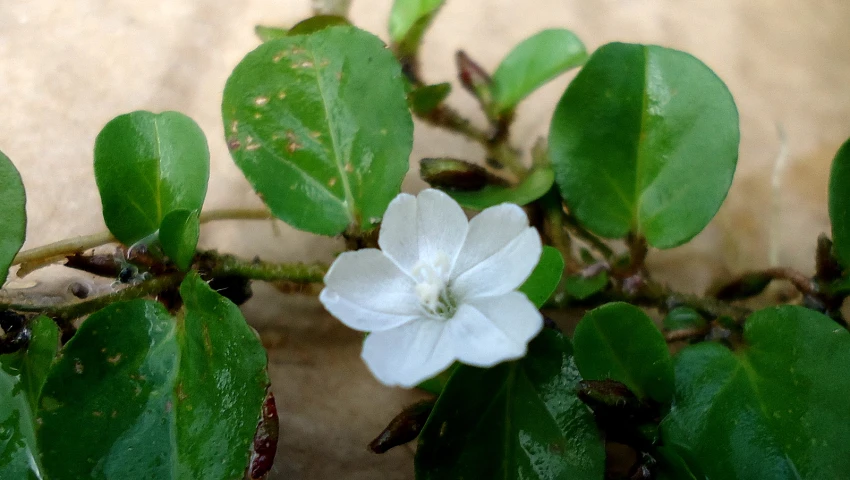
[411,251,456,319]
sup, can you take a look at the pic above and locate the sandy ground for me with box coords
[1,0,849,478]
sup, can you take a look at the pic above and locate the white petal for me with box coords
[466,292,543,350]
[452,203,530,278]
[319,287,417,332]
[415,189,469,268]
[447,294,542,367]
[322,249,420,319]
[361,318,455,388]
[451,227,542,300]
[377,193,419,275]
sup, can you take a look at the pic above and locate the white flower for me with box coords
[319,189,543,388]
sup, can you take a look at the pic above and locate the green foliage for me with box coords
[446,166,554,210]
[518,246,565,308]
[0,150,26,284]
[2,5,843,478]
[492,29,587,113]
[0,317,57,480]
[37,274,268,480]
[254,25,288,42]
[828,138,850,268]
[549,42,739,248]
[662,306,850,479]
[573,302,674,404]
[389,0,445,55]
[663,306,707,333]
[288,15,350,36]
[415,329,604,479]
[159,209,200,271]
[564,271,608,300]
[408,82,451,115]
[222,26,413,235]
[94,111,210,246]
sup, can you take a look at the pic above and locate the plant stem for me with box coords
[2,273,184,332]
[3,252,328,331]
[562,213,615,260]
[12,208,274,268]
[199,252,327,283]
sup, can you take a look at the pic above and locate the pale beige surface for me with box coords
[1,1,849,478]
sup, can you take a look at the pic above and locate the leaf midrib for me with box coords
[308,40,356,223]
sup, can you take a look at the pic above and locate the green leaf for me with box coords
[492,29,587,113]
[518,246,565,308]
[159,209,200,271]
[549,42,739,249]
[222,26,413,235]
[0,150,26,284]
[94,111,210,246]
[711,272,774,301]
[447,166,554,210]
[662,306,707,333]
[389,0,445,54]
[288,15,350,36]
[415,329,604,479]
[564,271,608,300]
[828,138,850,268]
[0,316,58,480]
[662,306,850,479]
[573,302,674,404]
[254,25,288,42]
[38,273,269,480]
[408,82,451,115]
[416,362,459,395]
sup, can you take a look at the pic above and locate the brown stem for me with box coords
[562,213,615,260]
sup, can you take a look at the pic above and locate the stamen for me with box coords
[411,251,456,319]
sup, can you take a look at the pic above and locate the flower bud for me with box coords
[420,158,491,191]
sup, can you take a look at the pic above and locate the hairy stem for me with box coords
[12,208,274,268]
[3,252,328,332]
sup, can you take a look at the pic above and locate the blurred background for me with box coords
[1,0,848,478]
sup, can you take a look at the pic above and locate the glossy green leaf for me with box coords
[518,246,565,308]
[492,29,587,113]
[288,15,350,36]
[408,82,451,115]
[573,302,674,404]
[254,25,288,42]
[0,316,58,480]
[447,166,554,210]
[416,329,604,479]
[94,111,210,245]
[0,150,26,284]
[828,138,850,268]
[549,42,739,249]
[159,209,200,271]
[38,273,269,480]
[564,271,608,300]
[222,26,413,235]
[662,305,850,479]
[389,0,445,54]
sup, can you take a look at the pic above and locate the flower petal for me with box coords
[451,203,530,278]
[416,189,469,268]
[451,227,542,300]
[379,189,469,275]
[322,249,420,319]
[361,318,455,388]
[319,287,417,332]
[465,292,543,350]
[377,193,419,275]
[448,293,542,367]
